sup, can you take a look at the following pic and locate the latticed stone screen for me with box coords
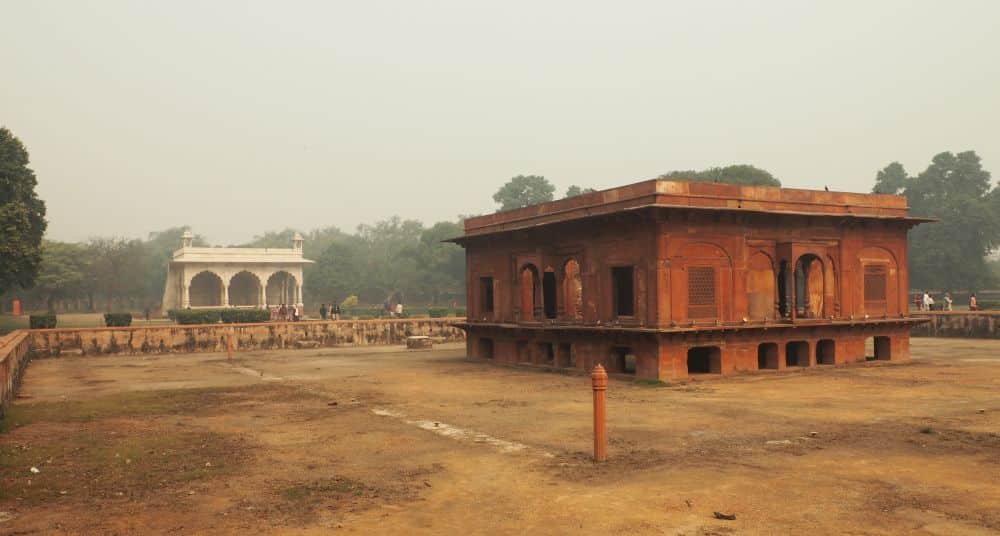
[864,264,887,314]
[688,266,717,319]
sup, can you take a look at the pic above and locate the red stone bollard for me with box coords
[592,364,608,462]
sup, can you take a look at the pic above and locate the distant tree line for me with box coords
[1,219,466,314]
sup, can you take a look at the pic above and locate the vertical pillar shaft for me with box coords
[592,364,608,462]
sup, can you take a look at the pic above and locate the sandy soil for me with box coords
[1,338,998,535]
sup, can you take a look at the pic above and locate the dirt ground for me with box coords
[1,338,998,535]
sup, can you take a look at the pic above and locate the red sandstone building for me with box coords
[452,179,932,380]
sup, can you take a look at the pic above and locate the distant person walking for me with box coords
[395,302,403,318]
[278,304,287,321]
[970,293,979,311]
[333,303,341,321]
[922,291,934,311]
[944,293,953,311]
[319,303,328,320]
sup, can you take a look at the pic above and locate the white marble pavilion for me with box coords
[161,230,313,311]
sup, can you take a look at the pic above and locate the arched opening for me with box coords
[228,271,262,307]
[794,255,824,318]
[189,271,224,307]
[609,346,636,374]
[563,259,583,321]
[747,252,776,320]
[478,338,494,359]
[816,339,835,365]
[687,346,721,375]
[757,343,778,370]
[266,271,299,306]
[519,265,539,321]
[537,342,555,365]
[866,336,892,361]
[785,341,810,367]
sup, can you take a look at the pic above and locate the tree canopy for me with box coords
[493,175,555,211]
[564,185,596,198]
[0,127,47,295]
[872,151,1000,290]
[658,164,781,187]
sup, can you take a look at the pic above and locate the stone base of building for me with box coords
[461,321,918,381]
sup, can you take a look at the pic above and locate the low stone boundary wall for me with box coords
[1,330,32,416]
[911,312,1000,338]
[27,318,466,358]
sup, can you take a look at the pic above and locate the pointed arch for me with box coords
[189,271,224,307]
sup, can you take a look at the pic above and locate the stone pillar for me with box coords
[182,285,190,308]
[222,284,229,308]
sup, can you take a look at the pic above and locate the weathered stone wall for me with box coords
[1,330,32,416]
[27,318,466,358]
[911,312,1000,338]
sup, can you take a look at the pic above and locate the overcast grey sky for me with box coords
[3,1,998,245]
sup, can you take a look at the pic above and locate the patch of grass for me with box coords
[0,426,248,505]
[0,384,320,432]
[281,477,367,503]
[635,379,671,388]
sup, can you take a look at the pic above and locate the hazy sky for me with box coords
[3,1,999,245]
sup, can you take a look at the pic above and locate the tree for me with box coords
[88,237,147,312]
[493,175,555,211]
[658,164,781,187]
[565,185,596,198]
[31,241,91,311]
[872,151,1000,290]
[0,127,47,295]
[872,162,908,195]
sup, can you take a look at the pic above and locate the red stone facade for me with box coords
[452,179,931,380]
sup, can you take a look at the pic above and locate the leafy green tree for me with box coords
[659,164,781,187]
[872,162,908,195]
[412,221,465,304]
[493,175,555,211]
[31,241,92,311]
[565,185,596,198]
[0,127,47,295]
[88,237,147,312]
[872,151,999,290]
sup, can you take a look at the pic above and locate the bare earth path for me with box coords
[1,338,999,535]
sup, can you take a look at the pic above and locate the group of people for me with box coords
[271,303,300,321]
[384,299,404,318]
[318,302,342,320]
[916,291,979,311]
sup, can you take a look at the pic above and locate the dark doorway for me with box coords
[537,342,555,365]
[478,338,494,359]
[542,271,557,319]
[785,341,809,367]
[817,339,835,365]
[687,346,722,374]
[874,336,891,361]
[778,261,790,318]
[557,343,573,368]
[612,266,635,317]
[757,343,778,370]
[609,346,636,374]
[479,277,494,314]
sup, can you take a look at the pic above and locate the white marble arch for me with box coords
[162,231,313,311]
